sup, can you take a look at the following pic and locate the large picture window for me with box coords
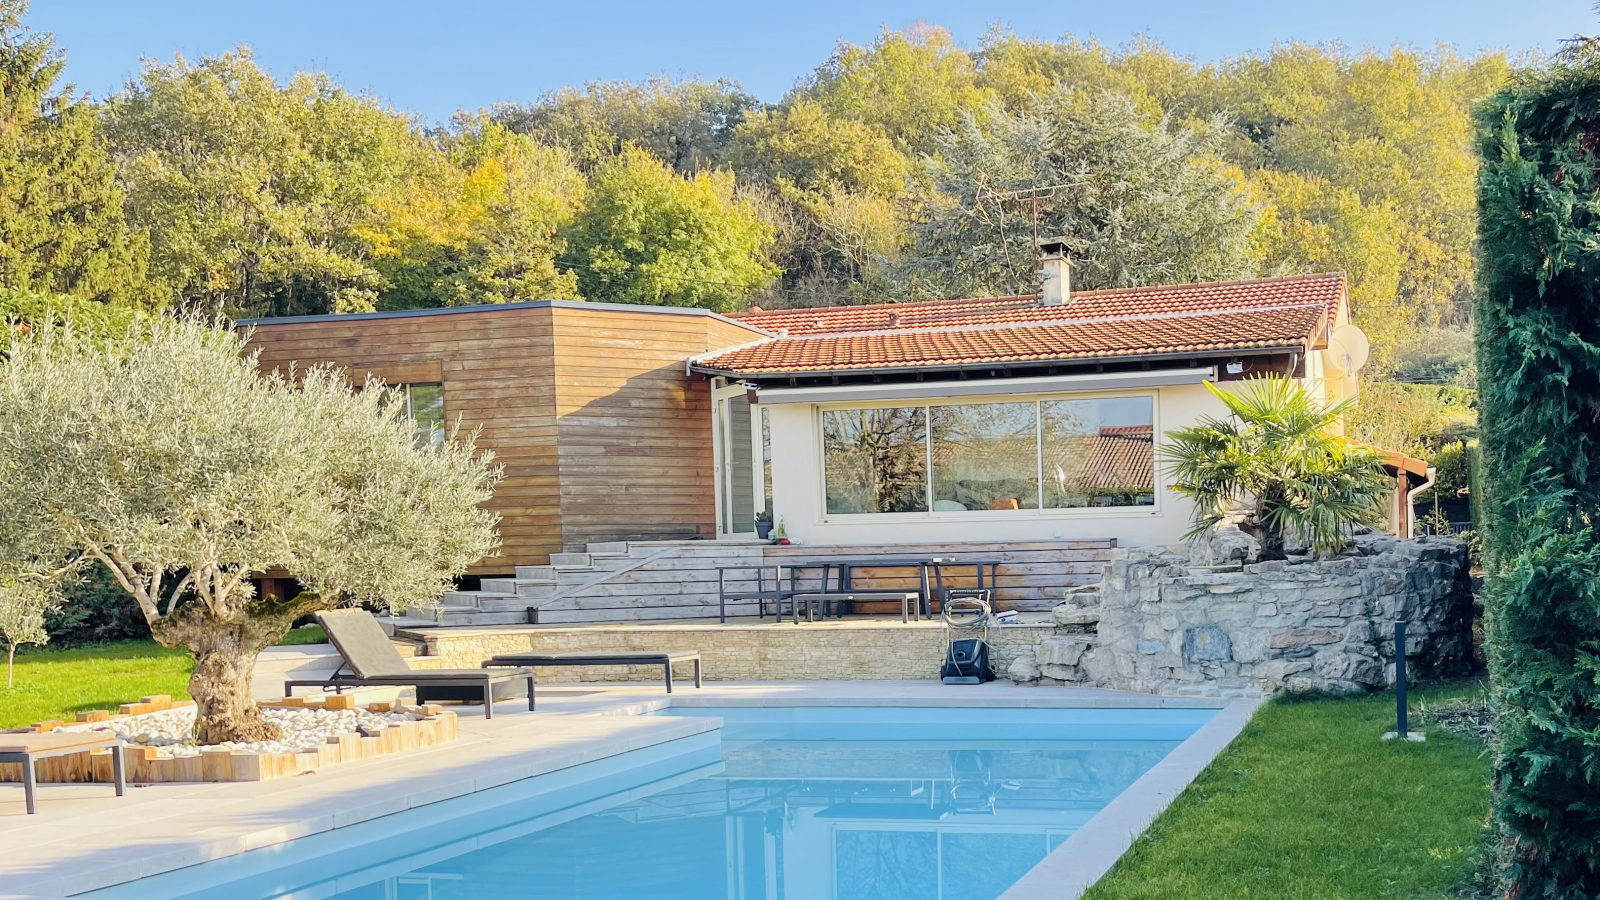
[820,395,1155,516]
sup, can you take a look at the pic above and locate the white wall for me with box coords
[762,381,1239,550]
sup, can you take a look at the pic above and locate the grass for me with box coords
[278,624,327,645]
[1,626,330,727]
[1084,682,1491,900]
[0,641,193,728]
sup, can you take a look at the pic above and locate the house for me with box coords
[243,247,1405,578]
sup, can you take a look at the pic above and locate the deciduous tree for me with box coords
[0,0,148,307]
[104,49,430,317]
[563,146,776,311]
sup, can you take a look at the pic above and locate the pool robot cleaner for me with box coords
[940,596,997,684]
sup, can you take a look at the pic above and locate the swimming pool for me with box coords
[85,705,1216,900]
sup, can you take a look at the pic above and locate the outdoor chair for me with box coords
[284,609,536,718]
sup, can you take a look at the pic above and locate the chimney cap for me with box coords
[1039,239,1071,259]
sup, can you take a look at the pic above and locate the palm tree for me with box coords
[1162,376,1391,560]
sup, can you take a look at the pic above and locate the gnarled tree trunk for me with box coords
[149,593,328,745]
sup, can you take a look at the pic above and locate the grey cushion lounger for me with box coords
[283,609,536,718]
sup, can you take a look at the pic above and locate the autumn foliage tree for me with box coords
[0,317,501,743]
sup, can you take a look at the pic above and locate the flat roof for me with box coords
[237,298,771,336]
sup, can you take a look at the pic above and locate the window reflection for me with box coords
[404,383,445,448]
[930,403,1039,511]
[820,395,1156,516]
[1041,397,1155,508]
[823,407,928,514]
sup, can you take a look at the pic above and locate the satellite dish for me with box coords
[1327,324,1370,374]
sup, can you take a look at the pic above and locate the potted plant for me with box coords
[755,509,774,540]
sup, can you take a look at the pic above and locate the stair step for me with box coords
[550,552,593,567]
[586,541,632,556]
[476,597,535,613]
[514,581,558,599]
[480,578,518,593]
[436,610,528,626]
[438,592,480,609]
[515,566,557,582]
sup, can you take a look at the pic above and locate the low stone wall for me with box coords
[1011,532,1474,696]
[405,621,1064,682]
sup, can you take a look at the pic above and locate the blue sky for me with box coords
[28,1,1596,122]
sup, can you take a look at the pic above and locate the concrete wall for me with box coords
[762,381,1236,550]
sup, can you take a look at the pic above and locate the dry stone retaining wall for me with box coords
[1009,532,1474,696]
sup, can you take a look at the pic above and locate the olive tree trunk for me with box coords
[149,593,328,745]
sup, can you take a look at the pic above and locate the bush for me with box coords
[43,562,149,647]
[1345,381,1476,460]
[1474,45,1600,895]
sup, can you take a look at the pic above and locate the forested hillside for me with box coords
[3,1,1508,395]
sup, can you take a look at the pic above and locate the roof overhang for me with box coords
[692,344,1305,381]
[749,367,1218,405]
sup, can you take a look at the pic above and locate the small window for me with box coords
[402,383,445,447]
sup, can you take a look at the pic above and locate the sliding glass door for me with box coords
[713,383,759,537]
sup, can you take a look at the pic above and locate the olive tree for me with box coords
[0,572,62,687]
[0,317,501,743]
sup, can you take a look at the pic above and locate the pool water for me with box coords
[88,706,1212,900]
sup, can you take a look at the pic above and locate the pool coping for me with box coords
[3,682,1251,899]
[998,696,1265,900]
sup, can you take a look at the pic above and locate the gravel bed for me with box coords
[56,705,423,759]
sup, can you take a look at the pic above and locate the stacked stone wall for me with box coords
[1009,533,1474,696]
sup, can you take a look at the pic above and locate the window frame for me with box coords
[400,382,446,449]
[814,389,1162,523]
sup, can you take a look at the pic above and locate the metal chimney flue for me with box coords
[1039,241,1072,306]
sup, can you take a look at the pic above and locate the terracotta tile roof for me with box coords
[698,273,1345,375]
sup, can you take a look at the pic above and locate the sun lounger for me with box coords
[0,731,124,814]
[482,650,702,693]
[284,609,536,718]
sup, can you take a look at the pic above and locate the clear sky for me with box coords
[27,0,1597,122]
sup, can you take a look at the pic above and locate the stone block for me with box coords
[1037,637,1091,667]
[1039,663,1082,681]
[1183,625,1233,663]
[1051,606,1101,627]
[1268,627,1341,649]
[1007,656,1041,683]
[1137,639,1165,655]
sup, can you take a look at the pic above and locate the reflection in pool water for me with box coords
[88,707,1208,900]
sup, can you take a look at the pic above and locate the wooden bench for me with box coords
[0,732,125,814]
[791,591,923,623]
[483,650,702,693]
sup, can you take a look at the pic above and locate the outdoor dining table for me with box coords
[785,557,1003,618]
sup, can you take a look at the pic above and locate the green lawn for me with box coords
[278,624,327,645]
[0,641,194,728]
[1084,683,1491,900]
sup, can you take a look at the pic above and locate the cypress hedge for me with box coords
[1477,45,1600,896]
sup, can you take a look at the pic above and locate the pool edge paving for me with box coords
[998,697,1266,900]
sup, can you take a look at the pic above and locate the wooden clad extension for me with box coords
[244,301,764,573]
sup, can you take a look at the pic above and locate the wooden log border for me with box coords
[0,697,458,784]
